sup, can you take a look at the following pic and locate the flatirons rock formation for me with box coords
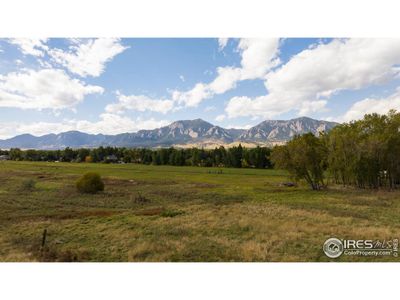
[239,117,336,142]
[0,117,338,149]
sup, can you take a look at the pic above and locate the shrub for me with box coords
[20,178,36,191]
[161,209,184,218]
[133,192,150,204]
[76,172,104,194]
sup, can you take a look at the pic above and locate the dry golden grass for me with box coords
[0,161,399,262]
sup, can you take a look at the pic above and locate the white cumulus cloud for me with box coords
[225,38,400,119]
[341,88,400,122]
[0,68,103,110]
[73,114,170,135]
[105,92,175,114]
[215,114,226,122]
[8,38,49,57]
[47,38,128,77]
[172,82,212,107]
[218,38,229,51]
[237,38,281,80]
[173,38,281,107]
[226,124,253,130]
[8,38,127,78]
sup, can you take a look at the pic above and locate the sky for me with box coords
[1,38,400,139]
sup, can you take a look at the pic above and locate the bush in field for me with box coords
[76,172,104,194]
[134,192,150,204]
[20,178,36,191]
[161,209,184,218]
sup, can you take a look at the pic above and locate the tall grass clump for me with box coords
[20,178,36,191]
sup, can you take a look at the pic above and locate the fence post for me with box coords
[41,229,47,249]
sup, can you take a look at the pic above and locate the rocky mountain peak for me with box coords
[0,117,339,149]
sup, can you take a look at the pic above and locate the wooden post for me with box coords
[41,229,47,249]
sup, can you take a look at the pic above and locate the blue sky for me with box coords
[1,38,400,138]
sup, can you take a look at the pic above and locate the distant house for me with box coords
[0,155,10,161]
[105,154,118,163]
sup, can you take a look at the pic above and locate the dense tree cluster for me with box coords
[325,110,400,189]
[271,110,400,190]
[0,145,272,169]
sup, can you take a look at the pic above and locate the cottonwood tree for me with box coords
[271,133,327,190]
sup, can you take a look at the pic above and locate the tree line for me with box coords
[271,110,400,190]
[0,145,272,169]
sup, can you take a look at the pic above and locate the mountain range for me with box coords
[0,117,338,149]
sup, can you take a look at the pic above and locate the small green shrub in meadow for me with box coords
[133,192,150,204]
[20,178,36,191]
[161,209,184,218]
[76,172,104,194]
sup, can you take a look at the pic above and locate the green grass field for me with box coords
[0,161,399,262]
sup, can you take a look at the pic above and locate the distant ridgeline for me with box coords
[0,145,272,169]
[0,117,338,150]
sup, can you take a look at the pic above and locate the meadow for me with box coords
[0,161,399,262]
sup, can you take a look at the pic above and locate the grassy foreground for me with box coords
[0,161,399,262]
